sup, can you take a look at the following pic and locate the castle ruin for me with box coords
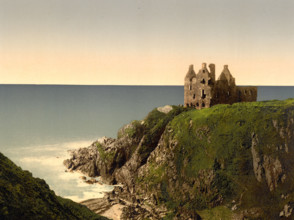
[184,63,257,109]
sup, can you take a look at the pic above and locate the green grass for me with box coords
[96,142,115,162]
[171,99,294,176]
[197,206,232,220]
[117,120,144,139]
[137,162,166,190]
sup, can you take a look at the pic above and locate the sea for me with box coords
[0,85,294,202]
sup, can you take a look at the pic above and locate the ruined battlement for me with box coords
[184,63,257,109]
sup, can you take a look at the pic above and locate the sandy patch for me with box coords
[101,204,125,220]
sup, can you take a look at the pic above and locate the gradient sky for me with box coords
[0,0,294,85]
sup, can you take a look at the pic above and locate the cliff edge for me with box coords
[65,99,294,219]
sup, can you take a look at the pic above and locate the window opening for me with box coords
[201,90,206,99]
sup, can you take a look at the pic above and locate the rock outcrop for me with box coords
[65,99,294,219]
[64,119,145,184]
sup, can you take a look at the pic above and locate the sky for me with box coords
[0,0,294,85]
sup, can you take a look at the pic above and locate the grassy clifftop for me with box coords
[0,152,109,220]
[171,99,294,175]
[136,99,294,219]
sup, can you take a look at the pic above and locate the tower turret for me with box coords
[184,64,197,107]
[185,64,196,79]
[218,65,236,86]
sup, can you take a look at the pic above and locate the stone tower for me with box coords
[194,63,215,108]
[214,65,238,104]
[184,63,257,109]
[184,65,196,107]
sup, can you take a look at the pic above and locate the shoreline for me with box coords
[2,139,115,203]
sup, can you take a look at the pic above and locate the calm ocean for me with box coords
[0,85,293,201]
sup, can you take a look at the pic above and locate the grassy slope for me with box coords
[0,152,109,220]
[137,105,188,163]
[139,99,294,219]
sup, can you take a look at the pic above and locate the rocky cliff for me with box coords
[64,100,294,219]
[0,152,109,220]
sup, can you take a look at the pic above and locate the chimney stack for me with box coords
[209,63,215,81]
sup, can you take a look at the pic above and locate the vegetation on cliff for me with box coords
[64,99,294,219]
[136,106,187,164]
[0,152,109,220]
[137,99,294,219]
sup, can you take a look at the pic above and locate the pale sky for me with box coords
[0,0,294,85]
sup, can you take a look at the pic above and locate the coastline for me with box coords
[2,139,114,203]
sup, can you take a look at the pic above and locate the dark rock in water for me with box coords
[85,179,97,184]
[79,176,87,181]
[64,145,101,177]
[65,100,294,219]
[63,131,144,184]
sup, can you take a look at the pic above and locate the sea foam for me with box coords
[4,140,114,202]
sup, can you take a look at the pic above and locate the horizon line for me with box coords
[0,83,293,87]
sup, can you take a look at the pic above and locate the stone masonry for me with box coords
[184,63,257,109]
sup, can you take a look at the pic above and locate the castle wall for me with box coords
[214,80,238,105]
[237,86,258,102]
[184,77,197,107]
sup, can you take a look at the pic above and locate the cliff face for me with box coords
[65,100,294,219]
[0,152,109,220]
[64,106,186,188]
